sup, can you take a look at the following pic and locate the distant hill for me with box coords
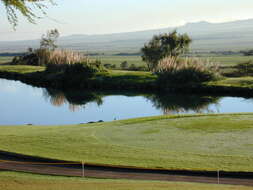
[1,19,253,53]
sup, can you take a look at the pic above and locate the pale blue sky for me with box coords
[1,0,253,41]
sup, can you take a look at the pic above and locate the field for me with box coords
[0,171,251,190]
[89,55,253,77]
[0,114,253,172]
[89,55,253,69]
[0,56,12,64]
[209,56,253,67]
[2,54,253,68]
[91,55,144,67]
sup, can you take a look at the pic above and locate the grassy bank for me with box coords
[0,65,253,95]
[0,65,45,73]
[0,65,157,90]
[0,114,253,172]
[0,171,251,190]
[0,65,253,96]
[207,77,253,88]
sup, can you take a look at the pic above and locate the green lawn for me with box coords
[207,77,253,88]
[0,65,45,74]
[0,114,253,172]
[0,171,251,190]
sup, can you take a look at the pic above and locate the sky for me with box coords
[1,0,253,41]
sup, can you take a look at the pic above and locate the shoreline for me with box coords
[0,69,253,97]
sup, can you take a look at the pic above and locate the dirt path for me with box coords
[0,150,252,186]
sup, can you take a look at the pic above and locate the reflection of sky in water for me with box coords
[0,79,253,125]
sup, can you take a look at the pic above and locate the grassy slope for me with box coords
[0,114,253,172]
[1,171,251,190]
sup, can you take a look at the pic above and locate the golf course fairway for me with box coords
[0,114,253,172]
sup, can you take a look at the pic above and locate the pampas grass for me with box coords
[156,56,220,84]
[156,56,219,73]
[35,49,88,66]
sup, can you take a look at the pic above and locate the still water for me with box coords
[0,79,253,125]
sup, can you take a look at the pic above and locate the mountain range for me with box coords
[1,19,253,53]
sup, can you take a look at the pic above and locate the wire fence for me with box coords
[0,159,223,184]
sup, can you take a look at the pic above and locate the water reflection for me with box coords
[43,89,103,112]
[43,88,221,114]
[145,94,220,114]
[1,79,253,125]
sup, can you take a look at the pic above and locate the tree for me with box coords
[240,50,253,56]
[120,61,128,69]
[1,0,55,28]
[141,30,192,71]
[40,29,60,50]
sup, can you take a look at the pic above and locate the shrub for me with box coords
[45,61,107,88]
[46,60,106,74]
[104,64,112,69]
[156,56,220,84]
[111,64,116,69]
[104,64,117,69]
[11,53,39,66]
[92,60,105,72]
[129,64,137,70]
[235,60,253,76]
[127,65,148,71]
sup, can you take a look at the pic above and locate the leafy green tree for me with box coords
[1,0,55,27]
[40,29,60,50]
[141,30,192,71]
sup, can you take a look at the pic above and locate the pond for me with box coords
[0,79,253,125]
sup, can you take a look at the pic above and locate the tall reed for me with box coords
[156,56,220,84]
[36,49,88,66]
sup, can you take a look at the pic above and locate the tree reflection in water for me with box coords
[43,88,103,112]
[145,93,220,114]
[43,88,221,114]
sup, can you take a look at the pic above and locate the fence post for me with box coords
[82,161,85,177]
[217,170,220,184]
